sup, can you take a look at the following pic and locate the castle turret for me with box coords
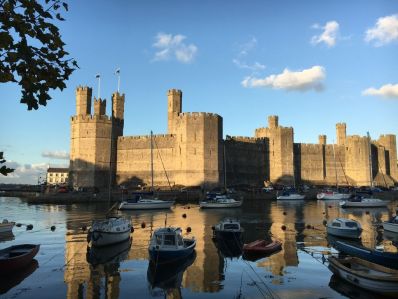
[112,92,125,122]
[76,86,92,115]
[93,98,106,116]
[336,123,346,145]
[268,115,279,129]
[168,89,182,134]
[319,135,327,145]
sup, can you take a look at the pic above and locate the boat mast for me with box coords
[333,142,338,189]
[367,132,373,188]
[223,141,227,190]
[108,82,113,206]
[151,130,154,191]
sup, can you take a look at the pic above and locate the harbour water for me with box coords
[1,196,397,299]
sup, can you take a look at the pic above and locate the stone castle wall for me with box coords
[69,86,397,189]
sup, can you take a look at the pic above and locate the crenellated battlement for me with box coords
[178,112,221,119]
[76,86,92,92]
[226,136,265,143]
[168,89,182,95]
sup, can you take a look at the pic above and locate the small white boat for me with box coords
[213,218,244,240]
[317,190,351,200]
[383,216,398,233]
[119,197,174,210]
[0,219,15,233]
[200,195,242,208]
[340,196,387,208]
[148,227,196,262]
[326,218,362,239]
[276,191,305,200]
[87,217,131,247]
[328,256,398,296]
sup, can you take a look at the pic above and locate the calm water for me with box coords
[1,196,397,299]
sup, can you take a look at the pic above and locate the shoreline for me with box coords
[1,189,397,204]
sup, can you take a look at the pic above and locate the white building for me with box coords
[47,168,69,185]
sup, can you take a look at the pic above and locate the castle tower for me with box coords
[168,89,182,134]
[93,98,106,116]
[76,86,92,115]
[319,135,327,145]
[70,87,125,189]
[336,123,346,145]
[378,134,398,182]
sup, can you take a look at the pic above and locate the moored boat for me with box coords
[334,240,398,269]
[200,195,242,208]
[148,227,196,263]
[276,190,305,200]
[317,190,351,200]
[119,197,174,210]
[328,256,398,296]
[87,217,131,247]
[383,216,398,233]
[326,218,362,239]
[243,239,282,261]
[340,196,387,208]
[0,244,40,271]
[212,218,244,240]
[87,237,132,266]
[0,219,15,233]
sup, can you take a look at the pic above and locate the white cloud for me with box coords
[365,14,398,46]
[42,150,69,160]
[241,65,326,92]
[232,59,266,71]
[311,21,339,47]
[233,37,266,72]
[152,33,197,63]
[362,83,398,99]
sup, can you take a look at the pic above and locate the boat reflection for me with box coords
[0,231,15,242]
[213,235,243,259]
[0,259,38,295]
[86,237,132,267]
[326,234,362,249]
[147,251,196,296]
[328,273,391,299]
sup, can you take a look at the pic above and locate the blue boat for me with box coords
[335,240,398,269]
[148,227,196,263]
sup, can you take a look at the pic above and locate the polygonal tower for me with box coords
[69,87,125,189]
[167,89,182,134]
[336,123,346,145]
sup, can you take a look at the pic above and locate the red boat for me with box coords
[243,240,282,255]
[0,244,40,271]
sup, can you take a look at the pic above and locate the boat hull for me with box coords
[214,230,242,241]
[148,239,196,263]
[340,199,387,208]
[328,257,398,296]
[383,222,398,233]
[0,222,15,233]
[119,201,174,210]
[89,229,131,247]
[327,226,362,239]
[277,194,305,200]
[200,201,242,208]
[335,240,398,269]
[317,193,350,200]
[0,244,40,272]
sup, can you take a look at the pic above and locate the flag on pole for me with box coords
[95,74,100,78]
[115,68,120,75]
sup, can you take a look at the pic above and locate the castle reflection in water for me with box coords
[62,201,397,298]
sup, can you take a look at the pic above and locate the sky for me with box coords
[1,0,398,184]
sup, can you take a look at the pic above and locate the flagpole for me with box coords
[115,68,121,93]
[96,74,101,98]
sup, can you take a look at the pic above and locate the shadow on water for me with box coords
[0,259,39,295]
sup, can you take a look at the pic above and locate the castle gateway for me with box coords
[69,87,398,189]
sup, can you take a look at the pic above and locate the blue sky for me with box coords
[1,0,398,184]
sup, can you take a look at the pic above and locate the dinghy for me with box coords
[0,244,40,271]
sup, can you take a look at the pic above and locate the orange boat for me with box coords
[243,240,282,255]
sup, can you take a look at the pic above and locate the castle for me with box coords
[69,87,398,189]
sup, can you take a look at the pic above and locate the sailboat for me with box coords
[87,91,132,247]
[199,141,243,208]
[118,131,175,210]
[317,143,351,200]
